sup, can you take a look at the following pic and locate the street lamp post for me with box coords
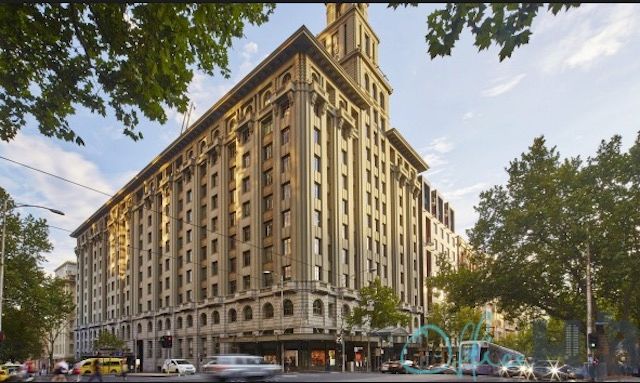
[263,270,285,373]
[0,199,64,332]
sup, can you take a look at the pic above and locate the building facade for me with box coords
[72,4,446,372]
[52,261,77,361]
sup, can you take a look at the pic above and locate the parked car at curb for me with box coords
[427,363,456,374]
[161,359,196,375]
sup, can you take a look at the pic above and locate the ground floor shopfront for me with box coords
[230,334,421,372]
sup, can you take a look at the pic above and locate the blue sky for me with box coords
[1,3,639,274]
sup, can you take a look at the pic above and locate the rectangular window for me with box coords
[242,177,250,193]
[262,118,273,136]
[281,127,290,145]
[264,220,273,237]
[313,210,321,227]
[342,224,348,239]
[342,150,347,165]
[282,182,291,200]
[228,280,236,294]
[211,173,218,187]
[229,235,236,250]
[263,169,273,185]
[263,246,273,264]
[263,143,273,160]
[243,275,251,290]
[229,212,236,226]
[314,182,321,200]
[242,152,250,168]
[313,128,321,144]
[263,195,273,211]
[243,250,251,267]
[281,155,290,173]
[314,155,321,172]
[229,166,236,180]
[211,194,218,209]
[342,199,348,214]
[282,238,291,255]
[313,265,322,281]
[242,225,251,241]
[282,210,291,227]
[341,249,349,264]
[229,257,236,273]
[314,237,321,255]
[242,201,250,217]
[211,261,218,276]
[229,189,236,204]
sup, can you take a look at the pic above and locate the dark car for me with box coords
[386,360,416,374]
[532,360,570,381]
[427,363,456,374]
[497,359,526,378]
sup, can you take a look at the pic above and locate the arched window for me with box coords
[244,105,253,119]
[283,299,294,317]
[187,315,193,328]
[229,118,237,132]
[199,139,207,154]
[313,299,323,316]
[200,313,207,326]
[177,317,183,329]
[157,320,163,332]
[212,311,220,325]
[263,91,272,108]
[147,321,153,333]
[137,324,142,334]
[229,309,237,322]
[282,73,292,87]
[165,318,171,330]
[342,304,350,317]
[263,303,274,319]
[243,306,253,321]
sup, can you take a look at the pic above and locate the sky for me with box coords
[1,3,640,274]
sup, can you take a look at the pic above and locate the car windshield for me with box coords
[175,360,191,365]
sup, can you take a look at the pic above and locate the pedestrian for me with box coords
[120,359,128,381]
[87,358,102,382]
[52,358,69,382]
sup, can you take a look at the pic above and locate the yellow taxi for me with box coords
[77,357,125,375]
[0,363,23,382]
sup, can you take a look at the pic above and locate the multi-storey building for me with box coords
[52,261,77,361]
[72,4,433,371]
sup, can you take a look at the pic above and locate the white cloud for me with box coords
[419,137,455,172]
[0,134,122,273]
[242,41,259,58]
[445,182,488,201]
[538,4,639,73]
[482,74,526,97]
[462,111,475,121]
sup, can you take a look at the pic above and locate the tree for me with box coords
[0,188,53,362]
[0,3,275,145]
[430,132,640,330]
[346,277,410,369]
[346,277,411,332]
[389,3,580,61]
[428,301,483,344]
[40,277,75,372]
[94,330,125,353]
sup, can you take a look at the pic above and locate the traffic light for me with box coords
[160,335,166,348]
[165,335,173,348]
[588,333,597,349]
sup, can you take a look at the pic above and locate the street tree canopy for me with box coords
[40,277,75,372]
[0,188,54,361]
[94,330,125,352]
[0,3,274,145]
[389,3,580,61]
[430,132,640,329]
[346,277,410,332]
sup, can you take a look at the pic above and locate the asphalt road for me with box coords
[31,372,527,382]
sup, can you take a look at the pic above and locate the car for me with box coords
[201,354,281,381]
[0,364,28,382]
[386,360,416,374]
[532,360,570,381]
[497,359,526,377]
[379,361,390,373]
[427,363,456,374]
[161,359,196,375]
[77,357,125,375]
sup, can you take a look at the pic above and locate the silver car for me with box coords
[201,354,281,381]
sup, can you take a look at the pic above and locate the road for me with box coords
[31,372,535,382]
